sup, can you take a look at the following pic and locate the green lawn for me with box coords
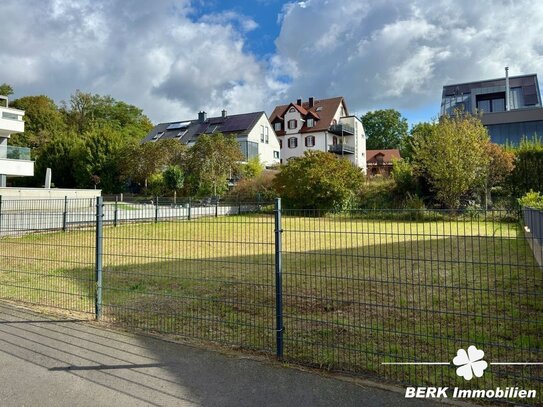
[1,214,541,395]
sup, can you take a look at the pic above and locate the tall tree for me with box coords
[118,139,186,188]
[186,134,243,196]
[9,96,66,149]
[73,125,125,192]
[34,133,81,188]
[412,113,490,208]
[63,90,153,139]
[361,109,408,150]
[0,83,13,101]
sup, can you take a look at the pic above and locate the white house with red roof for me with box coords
[269,96,366,171]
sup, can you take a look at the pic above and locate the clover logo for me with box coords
[453,345,488,380]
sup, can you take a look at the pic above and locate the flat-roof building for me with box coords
[440,69,543,144]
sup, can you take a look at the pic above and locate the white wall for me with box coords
[276,100,366,171]
[246,113,281,166]
[0,187,101,200]
[0,158,34,177]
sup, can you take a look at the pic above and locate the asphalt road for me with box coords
[0,302,442,407]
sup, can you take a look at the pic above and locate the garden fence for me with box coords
[0,197,542,405]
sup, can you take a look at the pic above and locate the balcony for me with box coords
[329,123,355,136]
[328,144,355,155]
[0,145,34,177]
[0,106,25,136]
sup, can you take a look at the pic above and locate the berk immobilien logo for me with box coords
[382,345,542,400]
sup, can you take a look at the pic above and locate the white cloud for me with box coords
[274,0,543,117]
[0,0,275,123]
[1,0,542,126]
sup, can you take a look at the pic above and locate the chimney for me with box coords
[198,111,207,123]
[296,98,302,106]
[505,67,510,111]
[308,97,314,108]
[221,109,227,118]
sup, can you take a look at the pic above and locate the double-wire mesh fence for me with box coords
[0,197,541,404]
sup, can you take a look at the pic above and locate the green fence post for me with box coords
[95,196,104,320]
[274,197,284,358]
[62,196,68,231]
[155,196,159,223]
[113,196,118,227]
[215,198,219,218]
[188,197,192,221]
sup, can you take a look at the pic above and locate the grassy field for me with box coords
[1,213,541,394]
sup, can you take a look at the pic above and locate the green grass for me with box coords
[0,214,542,396]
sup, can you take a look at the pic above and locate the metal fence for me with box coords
[0,198,542,405]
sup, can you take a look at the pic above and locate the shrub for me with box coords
[507,136,543,197]
[358,179,397,209]
[273,151,364,212]
[147,172,166,197]
[392,158,419,197]
[518,190,543,210]
[226,172,276,202]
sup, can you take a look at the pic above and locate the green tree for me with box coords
[163,165,184,194]
[273,151,364,212]
[147,172,167,197]
[0,83,14,97]
[9,95,66,149]
[507,136,543,197]
[186,133,243,196]
[34,133,81,188]
[361,109,408,150]
[483,142,515,207]
[73,125,124,192]
[241,156,264,178]
[119,139,186,188]
[62,90,153,139]
[412,113,490,208]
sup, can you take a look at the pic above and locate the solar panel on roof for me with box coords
[166,121,191,130]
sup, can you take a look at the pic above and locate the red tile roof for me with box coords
[269,97,347,134]
[366,149,401,164]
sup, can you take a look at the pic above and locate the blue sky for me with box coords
[1,0,542,127]
[190,0,284,57]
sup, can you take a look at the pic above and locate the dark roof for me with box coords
[142,111,265,144]
[366,149,401,164]
[269,97,347,135]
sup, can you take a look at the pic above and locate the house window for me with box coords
[279,139,282,149]
[273,151,280,159]
[289,107,295,113]
[307,118,314,128]
[288,137,298,148]
[316,106,323,112]
[305,136,315,147]
[260,125,265,142]
[332,136,338,145]
[265,127,269,143]
[152,131,164,141]
[274,122,282,131]
[288,119,297,129]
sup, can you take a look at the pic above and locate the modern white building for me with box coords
[269,96,366,171]
[0,95,34,187]
[143,110,280,167]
